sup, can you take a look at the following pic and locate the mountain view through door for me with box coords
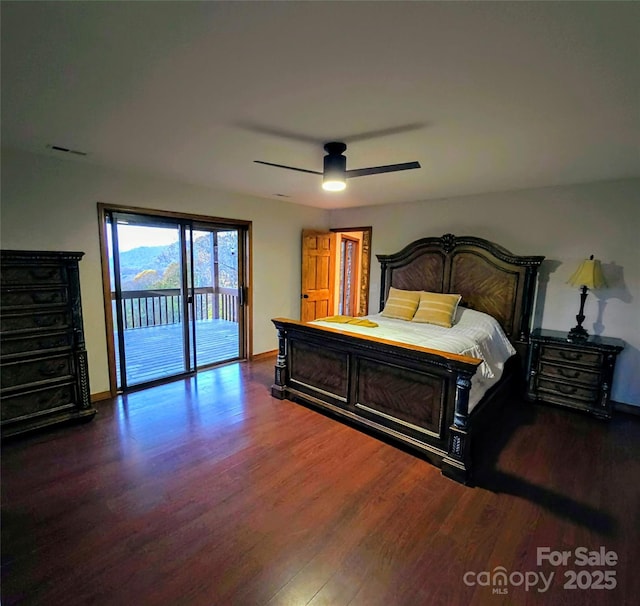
[191,228,240,370]
[106,213,245,391]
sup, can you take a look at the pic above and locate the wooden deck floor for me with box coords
[116,319,239,386]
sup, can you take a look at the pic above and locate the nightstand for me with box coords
[526,328,624,420]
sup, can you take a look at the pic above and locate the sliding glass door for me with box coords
[191,227,241,368]
[105,211,246,391]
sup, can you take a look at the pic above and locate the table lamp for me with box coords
[566,255,606,341]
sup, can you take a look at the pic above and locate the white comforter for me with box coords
[311,307,516,412]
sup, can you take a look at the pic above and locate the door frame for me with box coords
[337,233,360,317]
[97,202,252,397]
[331,226,372,316]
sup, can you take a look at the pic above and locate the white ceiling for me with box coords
[2,1,638,210]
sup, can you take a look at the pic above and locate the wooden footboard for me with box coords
[271,318,483,483]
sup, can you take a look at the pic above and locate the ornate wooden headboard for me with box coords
[376,234,545,344]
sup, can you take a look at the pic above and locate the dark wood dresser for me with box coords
[1,250,97,437]
[526,328,624,420]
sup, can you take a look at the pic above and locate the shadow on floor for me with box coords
[473,400,617,536]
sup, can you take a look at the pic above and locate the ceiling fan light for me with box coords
[322,177,346,192]
[323,149,347,192]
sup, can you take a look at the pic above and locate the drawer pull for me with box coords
[29,269,58,280]
[558,350,581,362]
[557,384,578,395]
[34,316,59,327]
[557,368,580,379]
[33,292,59,304]
[40,362,67,377]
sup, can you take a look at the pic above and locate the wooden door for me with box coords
[301,230,336,322]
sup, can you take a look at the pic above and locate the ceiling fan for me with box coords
[254,142,421,192]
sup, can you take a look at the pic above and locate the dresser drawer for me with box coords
[537,377,598,404]
[1,286,69,308]
[538,361,600,387]
[1,309,71,332]
[0,331,73,357]
[540,344,601,368]
[1,382,76,422]
[0,264,67,286]
[1,353,75,390]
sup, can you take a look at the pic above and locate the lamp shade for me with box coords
[567,257,607,289]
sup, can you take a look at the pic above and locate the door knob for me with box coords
[301,294,309,299]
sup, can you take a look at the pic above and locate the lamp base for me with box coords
[567,325,589,341]
[568,286,590,342]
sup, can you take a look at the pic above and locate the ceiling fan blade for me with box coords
[346,161,421,179]
[344,123,426,143]
[254,160,322,175]
[238,121,324,145]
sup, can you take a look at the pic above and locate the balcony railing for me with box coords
[113,287,238,330]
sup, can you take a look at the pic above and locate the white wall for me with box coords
[330,179,640,406]
[1,148,328,395]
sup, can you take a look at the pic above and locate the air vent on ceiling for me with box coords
[47,144,87,157]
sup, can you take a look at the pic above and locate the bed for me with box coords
[271,234,544,484]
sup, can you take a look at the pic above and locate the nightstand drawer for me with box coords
[538,361,600,387]
[538,377,598,404]
[540,344,601,368]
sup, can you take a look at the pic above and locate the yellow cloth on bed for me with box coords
[316,315,378,327]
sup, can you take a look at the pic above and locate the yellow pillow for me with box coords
[380,287,421,320]
[412,292,462,327]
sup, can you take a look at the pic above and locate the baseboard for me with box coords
[614,401,640,417]
[91,390,112,403]
[251,350,277,362]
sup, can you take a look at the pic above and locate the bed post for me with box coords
[378,258,390,312]
[271,326,288,399]
[519,265,540,342]
[441,370,474,484]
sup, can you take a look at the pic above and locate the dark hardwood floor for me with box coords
[2,357,639,606]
